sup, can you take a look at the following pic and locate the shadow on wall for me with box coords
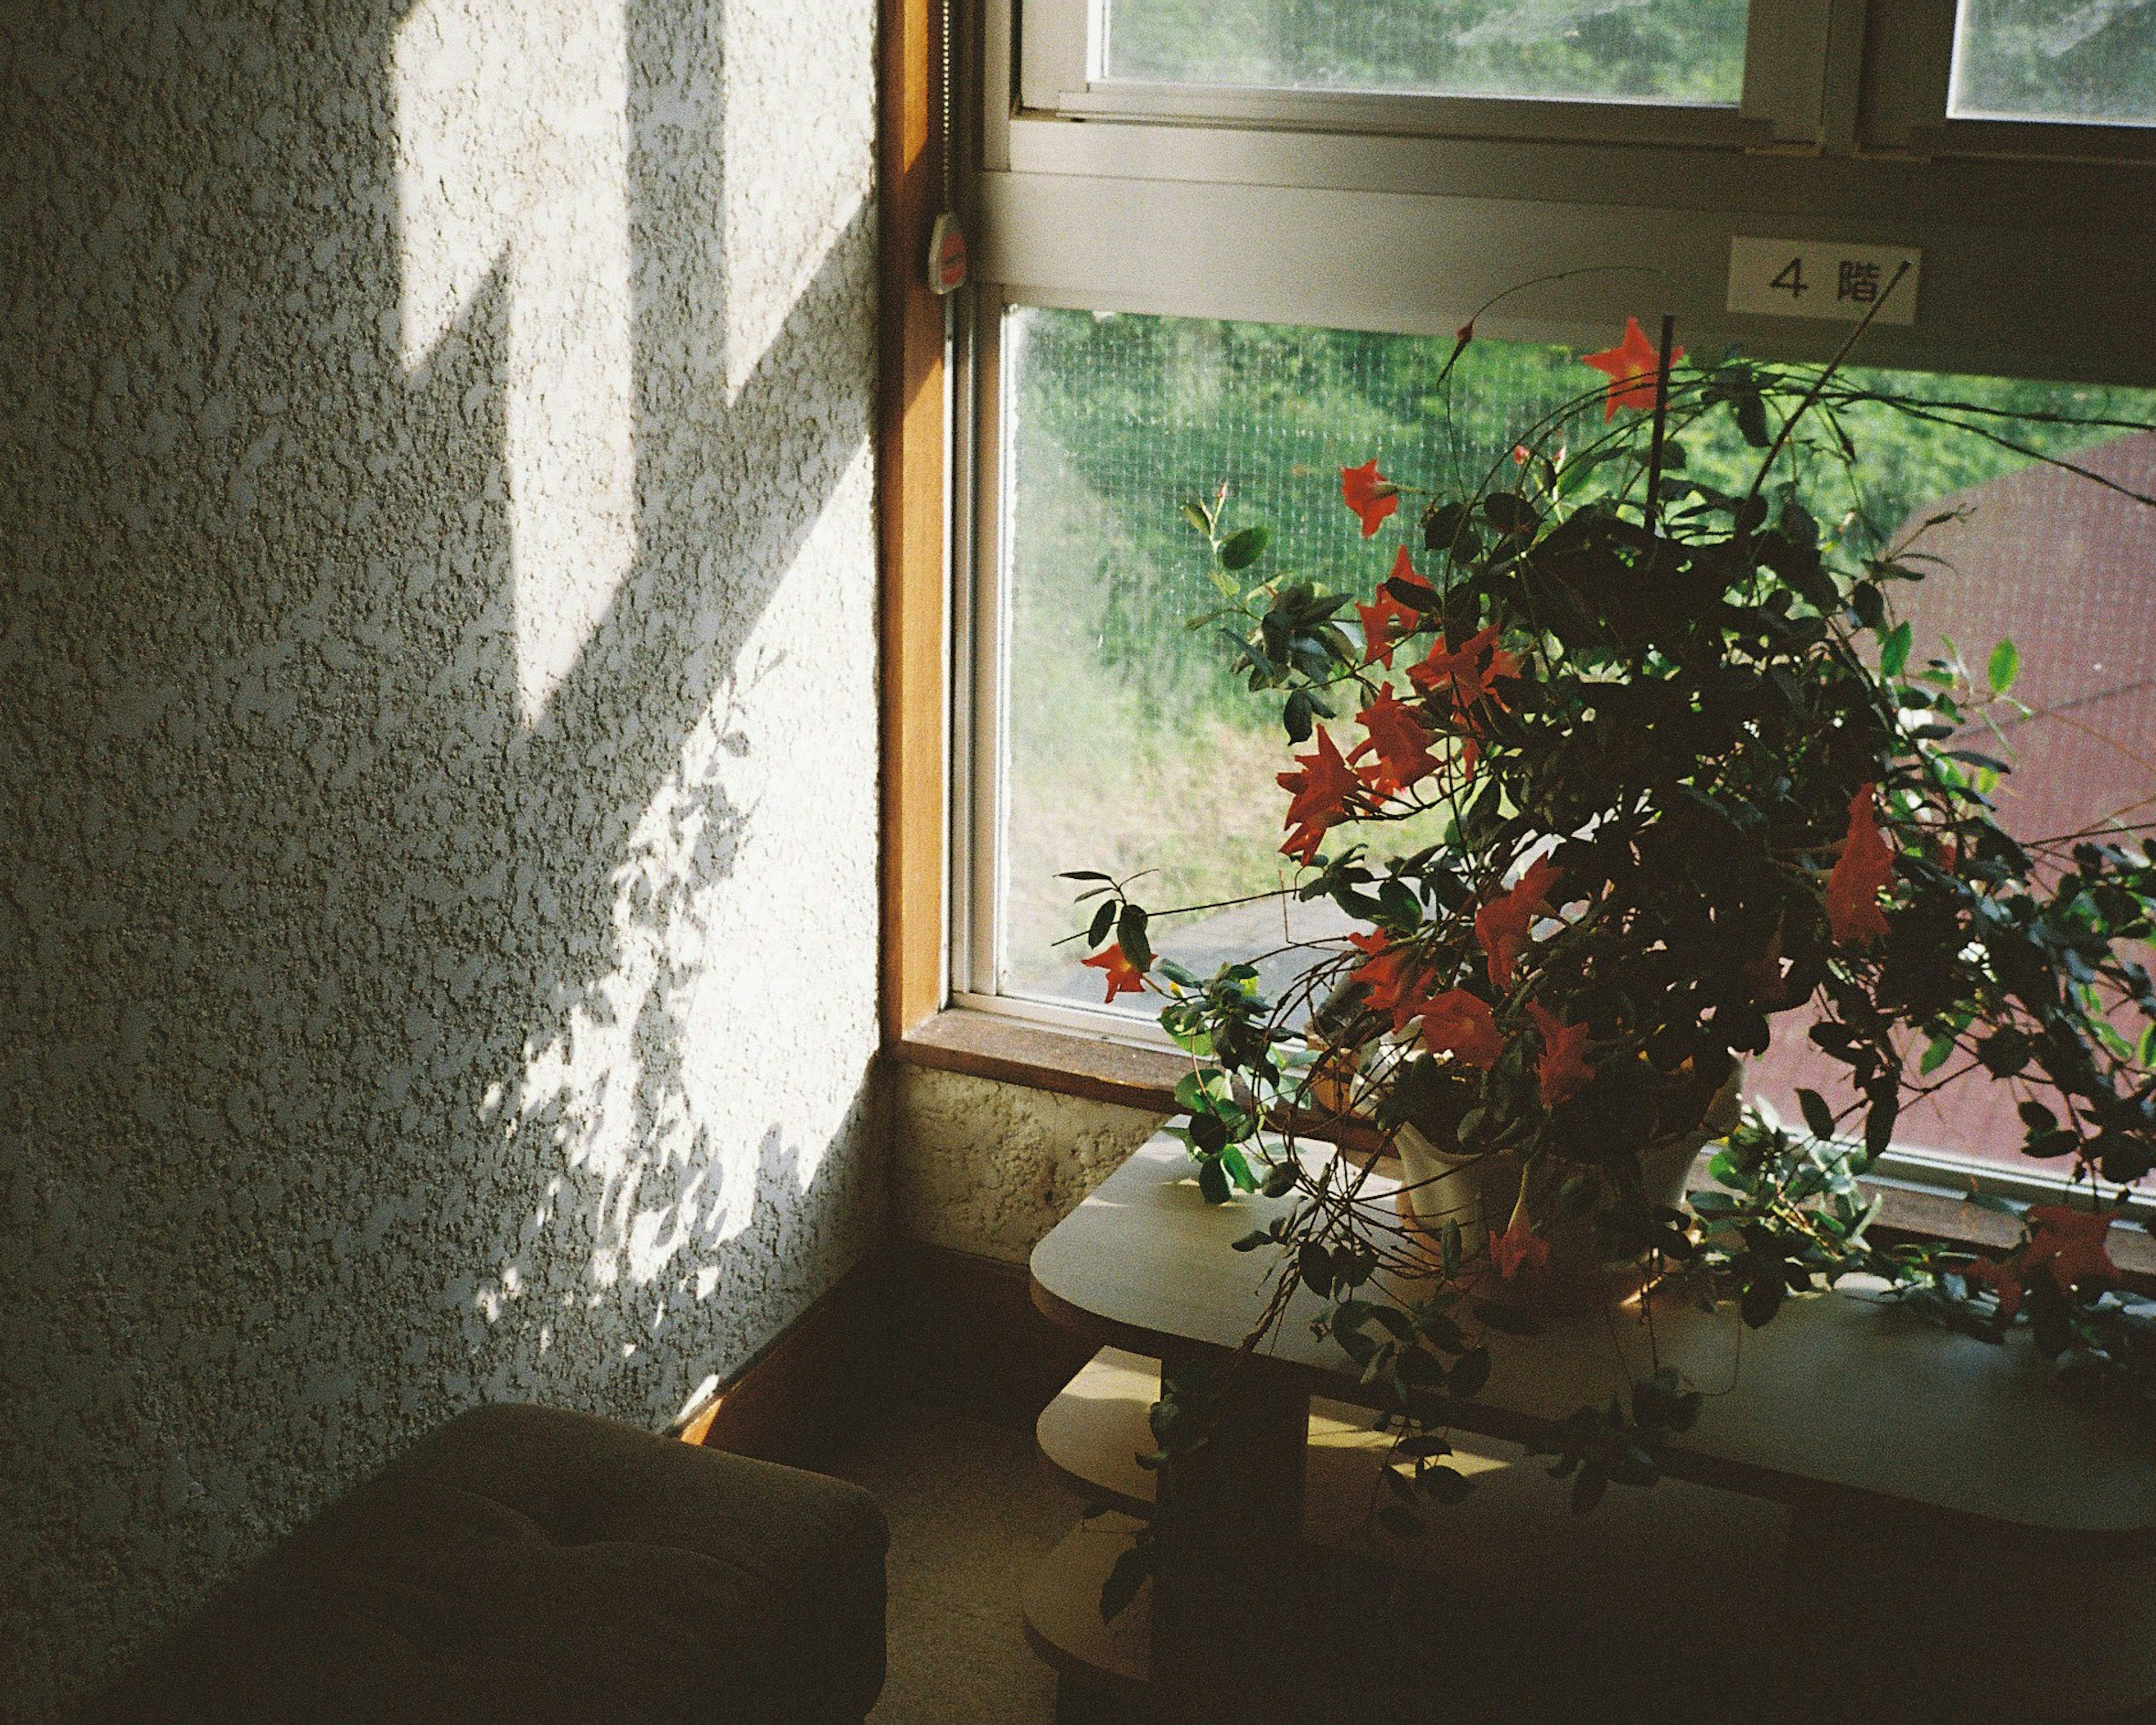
[0,0,880,1713]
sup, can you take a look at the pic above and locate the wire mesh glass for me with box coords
[995,302,2156,1167]
[1099,0,1752,106]
[1950,0,2156,126]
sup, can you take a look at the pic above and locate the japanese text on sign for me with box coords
[1726,238,1921,325]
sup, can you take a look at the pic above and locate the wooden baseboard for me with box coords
[885,1241,1100,1433]
[674,1238,1093,1461]
[677,1248,896,1465]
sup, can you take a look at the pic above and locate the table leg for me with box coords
[1146,1356,1309,1725]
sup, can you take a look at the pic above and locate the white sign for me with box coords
[1726,238,1922,325]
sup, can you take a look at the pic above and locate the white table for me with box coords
[1029,1131,2156,1723]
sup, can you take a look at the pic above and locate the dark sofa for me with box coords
[79,1403,888,1725]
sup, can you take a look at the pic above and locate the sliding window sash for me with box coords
[1862,0,2156,163]
[1017,0,1831,147]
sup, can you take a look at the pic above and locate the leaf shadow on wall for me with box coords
[362,0,884,1430]
[0,0,880,1687]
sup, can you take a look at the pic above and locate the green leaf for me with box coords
[1117,903,1152,971]
[1864,1091,1899,1158]
[1420,1465,1475,1505]
[1173,1070,1221,1112]
[1733,391,1770,449]
[1482,492,1539,536]
[1219,525,1270,571]
[1088,899,1117,948]
[1099,1540,1151,1624]
[1978,1028,2033,1077]
[1231,1228,1271,1252]
[2017,1099,2058,1134]
[1919,1034,1956,1075]
[1879,621,1912,678]
[1797,1088,1837,1144]
[1197,1157,1230,1206]
[1283,689,1314,745]
[1988,637,2020,696]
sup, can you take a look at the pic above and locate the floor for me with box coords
[811,1390,2156,1725]
[821,1400,1071,1725]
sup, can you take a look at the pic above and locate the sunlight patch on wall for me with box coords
[718,2,875,393]
[508,457,878,1300]
[395,0,636,723]
[515,675,765,1293]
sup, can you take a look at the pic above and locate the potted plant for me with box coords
[1068,305,2156,1511]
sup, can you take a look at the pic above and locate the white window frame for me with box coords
[1862,0,2156,161]
[1018,0,1833,147]
[950,0,2156,1203]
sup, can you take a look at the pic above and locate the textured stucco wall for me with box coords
[0,0,879,1715]
[892,1066,1166,1263]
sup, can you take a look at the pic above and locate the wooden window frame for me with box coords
[879,0,953,1041]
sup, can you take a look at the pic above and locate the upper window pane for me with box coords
[1949,0,2156,125]
[1098,0,1752,106]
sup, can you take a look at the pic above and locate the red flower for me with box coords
[1527,1000,1595,1108]
[1490,1210,1551,1281]
[1356,546,1427,668]
[1474,857,1566,989]
[2024,1205,2120,1295]
[1351,687,1441,798]
[1419,989,1502,1070]
[1962,1256,2025,1322]
[1826,784,1894,946]
[1340,459,1399,538]
[1582,315,1684,422]
[1408,623,1519,725]
[1356,590,1420,670]
[1082,943,1146,1002]
[1348,930,1430,1035]
[1277,727,1362,866]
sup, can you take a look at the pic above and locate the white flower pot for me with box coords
[1392,1065,1744,1250]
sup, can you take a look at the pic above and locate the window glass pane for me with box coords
[1950,0,2156,125]
[1098,0,1751,106]
[998,304,2156,1171]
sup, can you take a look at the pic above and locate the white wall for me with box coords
[0,0,879,1713]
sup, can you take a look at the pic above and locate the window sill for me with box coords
[889,1006,2156,1286]
[892,1003,1187,1112]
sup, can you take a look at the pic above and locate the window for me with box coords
[1094,0,1754,107]
[943,0,2156,1188]
[1949,0,2156,125]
